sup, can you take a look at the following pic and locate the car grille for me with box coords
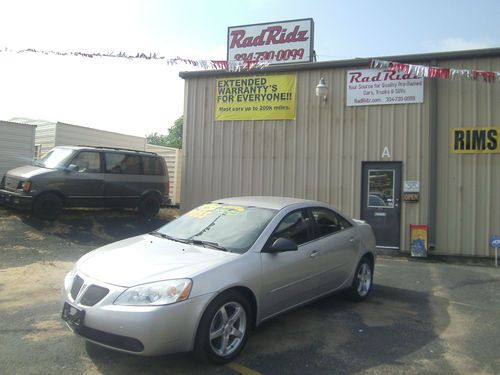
[74,325,144,352]
[70,275,109,306]
[70,275,84,299]
[4,176,19,191]
[80,285,109,306]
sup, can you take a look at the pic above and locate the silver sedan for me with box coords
[61,196,376,364]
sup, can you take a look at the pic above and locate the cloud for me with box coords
[423,37,495,52]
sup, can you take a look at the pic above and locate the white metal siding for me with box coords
[145,144,182,205]
[0,121,36,177]
[181,70,431,252]
[54,122,146,150]
[34,122,57,156]
[436,56,500,257]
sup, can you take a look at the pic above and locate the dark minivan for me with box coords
[0,146,169,220]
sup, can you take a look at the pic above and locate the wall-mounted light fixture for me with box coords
[315,77,328,102]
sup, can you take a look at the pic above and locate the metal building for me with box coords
[0,121,36,178]
[179,48,500,258]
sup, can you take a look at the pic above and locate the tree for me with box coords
[164,116,183,149]
[146,116,183,149]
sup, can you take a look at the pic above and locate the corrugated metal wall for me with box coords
[145,144,182,205]
[34,122,57,156]
[182,68,431,251]
[0,121,36,177]
[55,122,146,150]
[436,56,500,256]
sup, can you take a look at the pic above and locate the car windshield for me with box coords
[35,148,76,168]
[156,203,277,254]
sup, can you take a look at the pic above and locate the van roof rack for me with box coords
[77,145,157,155]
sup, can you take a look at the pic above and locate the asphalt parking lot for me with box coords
[1,206,499,375]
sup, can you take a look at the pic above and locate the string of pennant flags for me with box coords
[0,47,270,71]
[370,58,500,83]
[2,47,499,81]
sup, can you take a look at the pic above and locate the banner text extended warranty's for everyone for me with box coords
[215,74,296,121]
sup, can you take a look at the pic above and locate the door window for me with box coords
[311,208,352,239]
[70,152,101,173]
[105,153,142,175]
[269,210,311,246]
[367,170,395,208]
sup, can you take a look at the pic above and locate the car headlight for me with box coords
[114,279,192,306]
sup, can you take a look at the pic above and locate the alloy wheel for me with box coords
[209,301,247,356]
[356,262,372,297]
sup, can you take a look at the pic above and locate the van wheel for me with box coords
[138,195,160,218]
[33,193,62,221]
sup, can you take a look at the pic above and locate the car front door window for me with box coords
[270,210,311,246]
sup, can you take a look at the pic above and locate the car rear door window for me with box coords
[311,207,352,239]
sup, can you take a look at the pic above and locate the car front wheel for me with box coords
[347,256,373,301]
[33,193,62,221]
[194,290,251,364]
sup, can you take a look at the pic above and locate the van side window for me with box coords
[105,153,142,175]
[143,156,164,175]
[70,152,101,173]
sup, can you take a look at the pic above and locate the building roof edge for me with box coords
[179,47,500,79]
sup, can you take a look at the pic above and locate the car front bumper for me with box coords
[0,189,33,210]
[61,271,215,356]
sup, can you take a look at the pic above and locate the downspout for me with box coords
[428,60,438,248]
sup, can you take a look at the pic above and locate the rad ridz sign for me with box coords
[227,19,314,66]
[346,69,424,106]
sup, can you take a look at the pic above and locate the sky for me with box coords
[0,0,499,137]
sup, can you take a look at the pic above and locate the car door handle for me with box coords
[349,237,356,243]
[310,250,320,258]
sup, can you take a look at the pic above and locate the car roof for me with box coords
[213,196,326,210]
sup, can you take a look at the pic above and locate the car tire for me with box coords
[194,290,251,365]
[33,193,62,221]
[347,256,373,301]
[137,195,160,218]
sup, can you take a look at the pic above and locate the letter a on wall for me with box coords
[382,147,391,158]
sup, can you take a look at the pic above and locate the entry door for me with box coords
[361,162,402,249]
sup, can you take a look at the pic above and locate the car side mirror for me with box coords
[264,237,298,253]
[66,164,79,172]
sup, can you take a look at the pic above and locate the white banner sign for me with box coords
[346,69,424,106]
[227,19,314,66]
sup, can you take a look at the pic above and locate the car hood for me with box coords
[77,234,238,287]
[6,165,53,179]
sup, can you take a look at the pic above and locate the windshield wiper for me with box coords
[187,239,229,252]
[149,232,188,244]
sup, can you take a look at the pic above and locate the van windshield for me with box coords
[35,148,76,168]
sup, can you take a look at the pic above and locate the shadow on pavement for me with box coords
[83,285,451,375]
